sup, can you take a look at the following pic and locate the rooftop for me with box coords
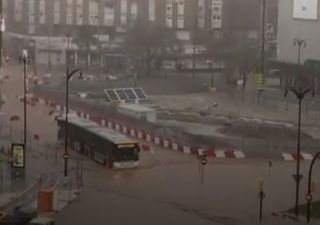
[59,114,136,144]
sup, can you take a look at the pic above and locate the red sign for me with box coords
[10,115,20,121]
[305,193,312,201]
[201,158,207,165]
[63,153,70,159]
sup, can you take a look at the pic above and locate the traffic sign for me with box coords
[201,158,207,165]
[292,174,303,183]
[63,153,70,159]
[305,193,312,201]
[258,191,266,199]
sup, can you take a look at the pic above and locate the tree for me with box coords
[125,20,177,77]
[72,26,98,68]
[206,31,259,87]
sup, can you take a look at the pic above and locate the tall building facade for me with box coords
[277,0,319,64]
[4,0,273,67]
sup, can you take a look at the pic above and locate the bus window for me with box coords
[114,145,139,162]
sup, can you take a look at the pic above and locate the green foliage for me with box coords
[287,201,320,218]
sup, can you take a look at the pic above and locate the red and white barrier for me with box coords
[172,143,179,151]
[146,134,152,142]
[130,128,136,137]
[282,152,313,161]
[122,126,128,134]
[154,136,160,145]
[36,95,246,160]
[183,146,191,154]
[163,139,169,148]
[137,131,143,139]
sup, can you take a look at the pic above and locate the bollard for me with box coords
[68,181,72,203]
[258,179,265,222]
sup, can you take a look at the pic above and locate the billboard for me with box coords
[293,0,318,20]
[12,143,25,168]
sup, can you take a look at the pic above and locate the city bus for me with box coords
[56,114,139,169]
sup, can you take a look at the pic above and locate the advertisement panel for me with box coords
[12,143,25,168]
[293,0,318,20]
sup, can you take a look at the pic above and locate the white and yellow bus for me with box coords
[57,114,139,169]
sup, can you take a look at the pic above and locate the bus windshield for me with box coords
[114,145,139,161]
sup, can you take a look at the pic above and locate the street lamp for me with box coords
[19,50,30,150]
[306,151,320,222]
[192,0,198,78]
[293,38,306,65]
[64,68,82,177]
[284,85,313,217]
[260,0,266,76]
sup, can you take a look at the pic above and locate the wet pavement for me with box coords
[1,65,320,225]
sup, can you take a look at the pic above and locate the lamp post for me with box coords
[64,68,82,177]
[0,0,3,69]
[260,0,266,76]
[284,85,313,217]
[256,0,267,103]
[293,38,306,65]
[21,50,30,149]
[192,0,198,78]
[306,151,320,222]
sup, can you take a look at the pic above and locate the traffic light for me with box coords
[255,73,264,91]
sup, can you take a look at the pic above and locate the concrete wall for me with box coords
[278,0,320,63]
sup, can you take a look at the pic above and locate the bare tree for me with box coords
[72,26,98,68]
[125,20,177,77]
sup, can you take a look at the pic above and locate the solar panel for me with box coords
[105,89,119,101]
[104,88,148,103]
[124,89,137,100]
[104,91,111,102]
[115,89,128,100]
[133,88,147,99]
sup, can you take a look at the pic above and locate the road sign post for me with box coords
[200,154,207,184]
[258,180,265,222]
[268,161,272,176]
[293,174,303,183]
[63,153,70,160]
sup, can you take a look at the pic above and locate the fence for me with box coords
[33,86,320,158]
[0,175,44,211]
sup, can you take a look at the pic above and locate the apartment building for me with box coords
[4,0,273,68]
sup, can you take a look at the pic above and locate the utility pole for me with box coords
[0,0,3,69]
[257,0,266,104]
[192,0,198,78]
[260,0,266,76]
[48,8,53,71]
